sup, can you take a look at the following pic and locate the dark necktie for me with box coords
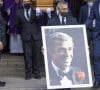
[58,69,68,78]
[62,17,65,25]
[58,69,72,81]
[26,9,30,20]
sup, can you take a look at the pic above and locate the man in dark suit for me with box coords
[47,1,77,26]
[0,13,6,86]
[79,0,95,45]
[0,0,9,53]
[47,1,85,90]
[85,0,100,88]
[15,0,42,80]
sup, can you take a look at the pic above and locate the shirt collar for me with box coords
[59,14,66,24]
[24,8,31,12]
[52,61,70,76]
[52,61,59,76]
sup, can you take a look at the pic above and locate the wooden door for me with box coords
[36,0,54,11]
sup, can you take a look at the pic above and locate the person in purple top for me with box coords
[5,0,23,54]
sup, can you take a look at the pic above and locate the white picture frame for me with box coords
[41,25,93,89]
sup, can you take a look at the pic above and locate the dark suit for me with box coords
[15,8,42,75]
[0,14,6,48]
[48,62,86,86]
[79,4,93,45]
[79,4,89,24]
[47,14,77,90]
[47,14,78,26]
[85,0,100,81]
[0,13,6,87]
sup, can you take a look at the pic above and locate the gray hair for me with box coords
[49,32,73,42]
[56,1,69,9]
[47,32,74,57]
[47,32,73,51]
[56,1,69,14]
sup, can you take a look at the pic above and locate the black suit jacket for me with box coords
[47,14,78,26]
[0,14,6,47]
[78,4,89,24]
[48,61,87,86]
[85,0,100,40]
[15,8,41,41]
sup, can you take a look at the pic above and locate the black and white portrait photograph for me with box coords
[41,25,93,89]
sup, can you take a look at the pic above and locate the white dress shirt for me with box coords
[24,8,31,21]
[88,5,95,27]
[52,61,72,85]
[59,15,66,25]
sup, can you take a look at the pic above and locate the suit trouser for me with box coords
[86,29,93,46]
[22,38,41,75]
[93,40,100,81]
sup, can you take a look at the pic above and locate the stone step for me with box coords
[0,60,44,70]
[0,61,24,68]
[0,54,44,68]
[0,57,24,62]
[0,76,47,90]
[0,54,24,68]
[0,53,45,76]
[1,88,48,90]
[0,67,24,72]
[1,53,24,59]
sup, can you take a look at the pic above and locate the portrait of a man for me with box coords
[47,32,86,85]
[41,25,93,89]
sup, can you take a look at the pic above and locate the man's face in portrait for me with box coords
[52,39,74,71]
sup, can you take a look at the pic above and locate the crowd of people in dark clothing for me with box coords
[0,0,100,90]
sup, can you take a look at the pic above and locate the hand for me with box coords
[76,71,85,80]
[46,8,51,18]
[36,7,41,16]
[0,41,3,50]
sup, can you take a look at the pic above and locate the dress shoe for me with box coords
[34,74,41,79]
[0,81,6,87]
[25,74,32,80]
[93,81,100,88]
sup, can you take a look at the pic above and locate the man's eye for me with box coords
[58,48,66,53]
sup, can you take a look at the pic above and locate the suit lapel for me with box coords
[23,8,32,22]
[30,9,33,22]
[66,16,71,25]
[22,9,28,22]
[95,1,100,17]
[49,62,61,85]
[56,15,61,25]
[30,9,36,22]
[97,2,100,16]
[86,5,89,17]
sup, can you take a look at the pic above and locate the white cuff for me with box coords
[36,7,41,16]
[7,9,10,15]
[46,8,51,18]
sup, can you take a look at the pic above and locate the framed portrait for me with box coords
[41,25,93,89]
